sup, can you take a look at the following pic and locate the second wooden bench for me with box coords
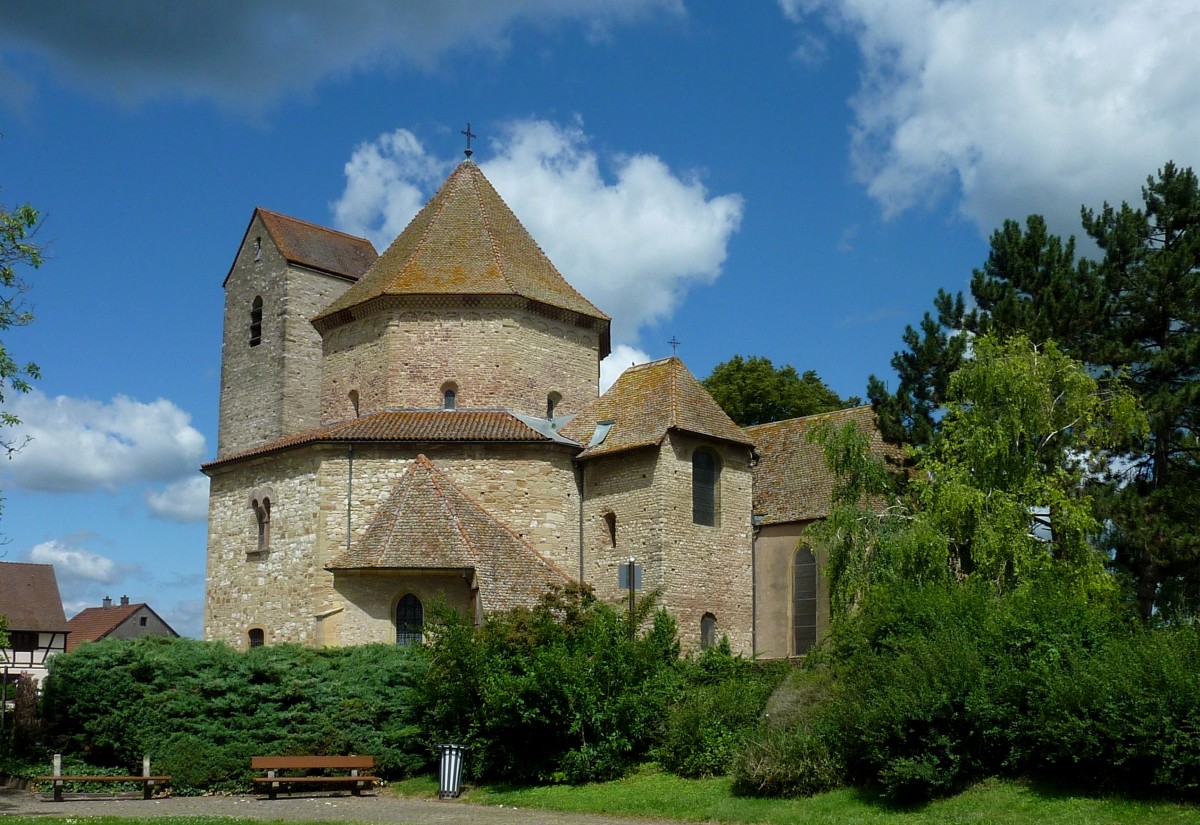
[251,755,377,800]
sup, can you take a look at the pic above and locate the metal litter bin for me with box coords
[438,743,466,799]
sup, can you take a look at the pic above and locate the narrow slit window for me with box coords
[700,613,717,650]
[604,512,617,547]
[250,296,263,347]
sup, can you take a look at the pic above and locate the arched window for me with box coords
[349,390,360,418]
[250,296,263,347]
[248,628,265,648]
[253,498,271,552]
[692,448,719,526]
[249,487,275,554]
[603,511,617,547]
[547,391,562,419]
[793,545,818,655]
[700,613,717,650]
[441,382,458,410]
[396,593,424,646]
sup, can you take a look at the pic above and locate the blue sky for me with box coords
[0,1,1195,638]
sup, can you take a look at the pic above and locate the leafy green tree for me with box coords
[820,335,1143,616]
[0,199,41,456]
[869,163,1200,619]
[703,355,858,427]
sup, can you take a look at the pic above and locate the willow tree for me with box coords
[818,335,1143,617]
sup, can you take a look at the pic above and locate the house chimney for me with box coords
[102,596,112,608]
[120,595,129,606]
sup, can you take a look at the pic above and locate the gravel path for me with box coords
[0,786,669,825]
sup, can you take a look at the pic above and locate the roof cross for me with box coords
[462,122,477,159]
[668,335,682,356]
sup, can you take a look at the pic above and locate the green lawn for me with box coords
[396,765,1200,825]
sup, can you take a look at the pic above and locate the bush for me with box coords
[39,636,427,793]
[732,723,843,798]
[657,641,785,778]
[416,583,681,784]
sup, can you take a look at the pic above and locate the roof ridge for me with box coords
[468,165,519,297]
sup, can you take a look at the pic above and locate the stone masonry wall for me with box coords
[204,451,325,647]
[319,302,600,422]
[657,433,755,655]
[579,436,755,655]
[218,215,356,456]
[205,442,580,647]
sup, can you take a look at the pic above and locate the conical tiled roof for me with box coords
[313,161,609,329]
[326,455,570,612]
[562,357,752,459]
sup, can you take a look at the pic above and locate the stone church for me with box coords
[203,158,884,657]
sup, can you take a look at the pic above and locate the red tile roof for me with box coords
[745,405,891,525]
[65,603,139,651]
[205,409,571,469]
[562,357,753,459]
[327,455,570,611]
[0,562,68,632]
[257,208,378,279]
[312,161,610,345]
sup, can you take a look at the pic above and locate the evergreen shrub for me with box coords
[39,636,427,793]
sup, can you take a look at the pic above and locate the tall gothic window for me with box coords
[793,546,818,655]
[250,296,263,347]
[396,593,424,646]
[692,448,719,526]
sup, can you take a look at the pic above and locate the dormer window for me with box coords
[250,296,263,347]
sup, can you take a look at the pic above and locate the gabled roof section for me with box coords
[745,405,890,525]
[327,455,570,612]
[65,602,177,651]
[204,409,581,470]
[562,357,753,459]
[0,562,68,632]
[224,208,377,286]
[312,161,609,331]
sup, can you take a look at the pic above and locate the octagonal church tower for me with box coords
[205,160,611,647]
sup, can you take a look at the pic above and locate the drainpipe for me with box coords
[346,444,354,551]
[576,460,586,582]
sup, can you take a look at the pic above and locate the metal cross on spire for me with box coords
[668,336,682,356]
[462,123,476,159]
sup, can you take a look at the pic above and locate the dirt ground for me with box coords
[0,785,668,824]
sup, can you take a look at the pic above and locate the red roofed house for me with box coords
[0,562,69,687]
[66,595,180,652]
[203,156,875,657]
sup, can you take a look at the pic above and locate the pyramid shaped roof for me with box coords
[313,161,609,336]
[561,357,752,459]
[326,455,570,612]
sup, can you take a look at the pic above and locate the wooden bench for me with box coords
[36,754,170,802]
[251,755,378,800]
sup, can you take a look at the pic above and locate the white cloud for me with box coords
[332,120,744,350]
[785,0,1200,236]
[146,476,210,523]
[1,390,206,493]
[0,1,682,110]
[601,344,653,393]
[28,539,121,585]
